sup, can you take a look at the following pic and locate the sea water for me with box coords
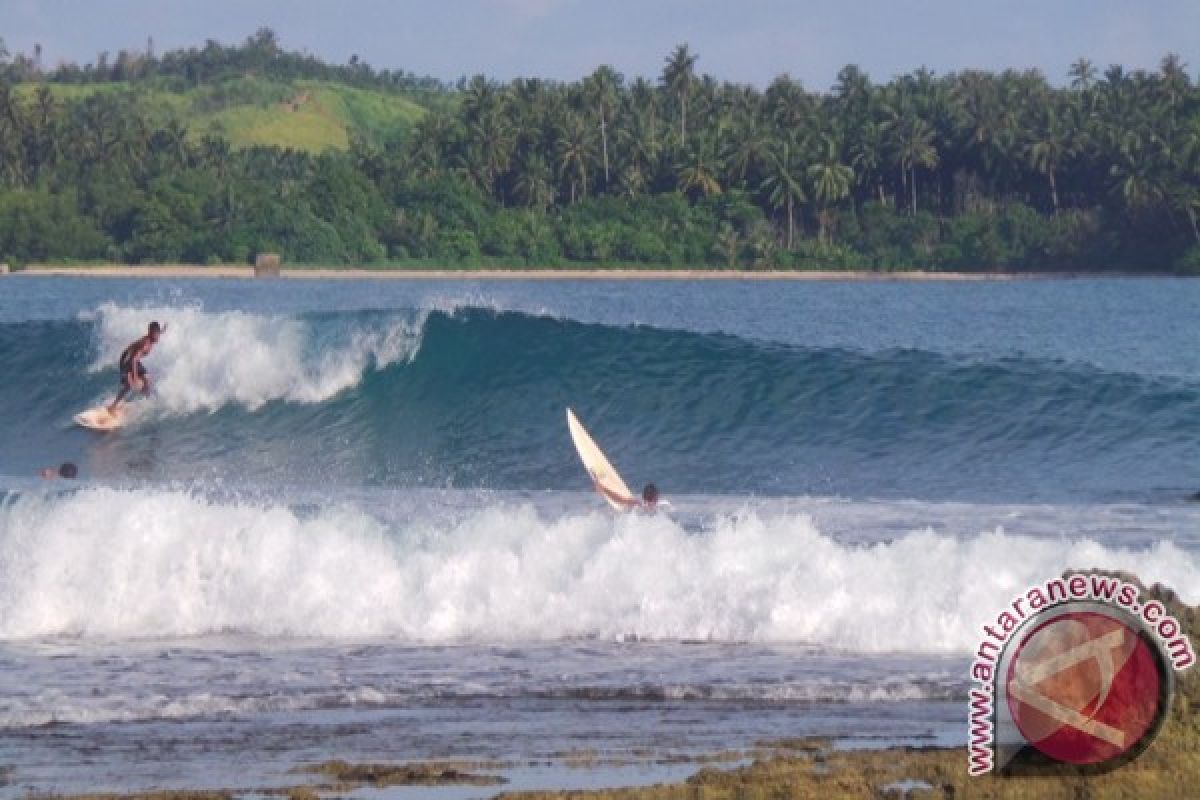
[0,276,1198,796]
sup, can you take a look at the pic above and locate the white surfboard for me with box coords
[74,406,124,431]
[567,407,635,510]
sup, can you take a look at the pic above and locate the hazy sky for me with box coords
[2,0,1197,90]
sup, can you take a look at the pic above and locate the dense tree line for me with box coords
[0,28,447,97]
[0,33,1198,271]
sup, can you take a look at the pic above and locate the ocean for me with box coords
[0,275,1198,796]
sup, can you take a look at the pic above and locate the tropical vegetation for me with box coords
[1,30,1198,271]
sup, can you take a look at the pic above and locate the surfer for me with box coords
[107,321,165,413]
[38,462,78,479]
[593,479,660,512]
[566,409,663,513]
[639,483,660,510]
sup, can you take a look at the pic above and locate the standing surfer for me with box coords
[108,321,165,414]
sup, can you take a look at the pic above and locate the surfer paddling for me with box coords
[593,478,660,512]
[38,462,78,480]
[107,321,165,414]
[567,408,663,513]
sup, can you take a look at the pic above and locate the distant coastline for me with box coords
[10,264,1168,281]
[2,35,1198,280]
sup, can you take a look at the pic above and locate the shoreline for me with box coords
[21,576,1200,799]
[9,264,1166,280]
[33,734,1200,800]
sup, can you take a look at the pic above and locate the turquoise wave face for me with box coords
[2,307,1198,502]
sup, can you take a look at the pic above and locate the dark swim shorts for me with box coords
[120,363,148,389]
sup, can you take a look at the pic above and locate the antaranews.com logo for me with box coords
[968,573,1195,776]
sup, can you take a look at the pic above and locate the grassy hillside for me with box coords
[16,76,428,152]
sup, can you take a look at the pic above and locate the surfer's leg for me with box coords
[108,377,131,413]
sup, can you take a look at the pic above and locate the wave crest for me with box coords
[1,488,1195,649]
[87,303,424,412]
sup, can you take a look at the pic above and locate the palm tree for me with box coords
[722,116,771,187]
[1158,53,1191,122]
[807,134,854,243]
[1165,176,1200,246]
[406,113,456,180]
[583,65,621,189]
[1098,64,1130,119]
[833,65,872,114]
[890,115,939,215]
[0,83,26,186]
[849,119,888,205]
[765,74,813,133]
[627,76,660,147]
[1109,133,1167,213]
[1027,103,1076,214]
[461,74,501,126]
[1181,115,1200,177]
[704,78,736,158]
[661,44,698,146]
[951,70,1018,188]
[466,111,514,197]
[556,112,593,204]
[513,153,555,210]
[25,86,61,182]
[677,139,722,198]
[760,138,807,248]
[617,101,662,194]
[617,162,647,198]
[1068,58,1097,90]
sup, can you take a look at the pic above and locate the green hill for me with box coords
[16,76,427,152]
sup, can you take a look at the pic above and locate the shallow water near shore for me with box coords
[0,277,1198,796]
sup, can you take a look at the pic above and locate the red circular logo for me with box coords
[1005,611,1165,766]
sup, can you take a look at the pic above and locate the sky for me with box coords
[1,0,1197,90]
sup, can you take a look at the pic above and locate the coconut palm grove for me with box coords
[0,29,1198,271]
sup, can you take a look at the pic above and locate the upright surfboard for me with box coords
[567,408,635,510]
[74,406,124,431]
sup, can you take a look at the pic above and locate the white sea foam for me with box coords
[0,690,310,728]
[0,680,957,729]
[1,488,1196,651]
[84,304,423,413]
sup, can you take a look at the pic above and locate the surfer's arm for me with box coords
[131,348,151,390]
[592,477,640,509]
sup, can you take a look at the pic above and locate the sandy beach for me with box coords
[12,264,1060,280]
